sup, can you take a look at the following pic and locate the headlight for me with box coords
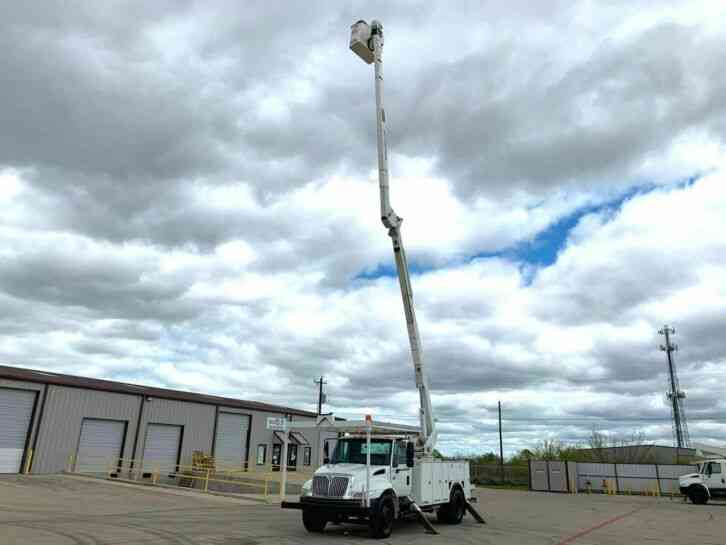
[302,481,312,497]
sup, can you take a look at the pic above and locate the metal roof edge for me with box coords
[0,363,318,418]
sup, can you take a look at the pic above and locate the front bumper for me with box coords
[282,496,372,516]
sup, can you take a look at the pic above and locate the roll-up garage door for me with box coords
[143,424,182,472]
[0,388,36,473]
[76,418,126,473]
[214,412,249,467]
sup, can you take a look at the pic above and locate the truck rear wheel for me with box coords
[437,488,465,524]
[369,495,395,539]
[302,510,327,532]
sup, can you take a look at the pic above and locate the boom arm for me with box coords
[364,20,437,455]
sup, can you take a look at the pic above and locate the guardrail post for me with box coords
[204,468,210,492]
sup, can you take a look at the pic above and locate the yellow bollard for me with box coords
[204,468,210,492]
[24,449,34,474]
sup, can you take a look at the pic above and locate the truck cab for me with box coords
[303,436,413,502]
[680,459,726,504]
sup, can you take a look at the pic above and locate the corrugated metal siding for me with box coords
[139,398,215,466]
[33,386,141,474]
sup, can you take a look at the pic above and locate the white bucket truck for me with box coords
[281,20,485,538]
[680,459,726,504]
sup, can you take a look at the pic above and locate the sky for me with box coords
[2,1,726,456]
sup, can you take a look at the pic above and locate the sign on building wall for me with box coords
[266,417,286,430]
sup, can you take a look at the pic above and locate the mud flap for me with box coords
[465,501,486,524]
[410,502,439,535]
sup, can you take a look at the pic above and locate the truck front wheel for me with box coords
[688,485,709,505]
[437,488,465,524]
[302,510,327,532]
[369,495,395,539]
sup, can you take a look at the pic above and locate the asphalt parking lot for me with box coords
[1,475,724,545]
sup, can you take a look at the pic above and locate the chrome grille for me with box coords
[312,476,329,496]
[311,475,350,498]
[329,476,349,497]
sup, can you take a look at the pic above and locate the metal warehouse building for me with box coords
[0,365,335,475]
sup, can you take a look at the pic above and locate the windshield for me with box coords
[331,438,392,465]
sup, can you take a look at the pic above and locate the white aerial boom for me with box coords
[350,20,437,457]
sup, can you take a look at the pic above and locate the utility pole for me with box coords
[314,376,327,416]
[659,325,690,448]
[498,401,504,483]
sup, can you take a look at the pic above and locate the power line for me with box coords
[331,411,726,423]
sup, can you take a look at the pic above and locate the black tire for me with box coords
[437,488,466,524]
[302,510,327,533]
[688,486,709,505]
[369,495,395,539]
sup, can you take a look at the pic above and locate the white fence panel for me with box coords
[616,464,657,494]
[548,461,568,492]
[529,461,698,495]
[577,463,616,492]
[530,461,549,491]
[657,464,699,494]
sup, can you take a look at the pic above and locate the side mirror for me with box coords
[323,457,330,465]
[406,442,415,468]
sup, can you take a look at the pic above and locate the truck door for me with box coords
[704,461,726,492]
[391,440,412,498]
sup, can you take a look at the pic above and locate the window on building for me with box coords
[287,444,298,472]
[303,446,311,466]
[272,444,281,471]
[256,444,267,465]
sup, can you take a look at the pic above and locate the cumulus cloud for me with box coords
[1,1,725,454]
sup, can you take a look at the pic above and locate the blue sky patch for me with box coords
[354,176,699,281]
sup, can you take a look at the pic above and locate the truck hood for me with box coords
[306,463,392,497]
[315,463,389,476]
[679,473,702,486]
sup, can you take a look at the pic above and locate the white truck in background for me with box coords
[680,459,726,504]
[281,20,484,538]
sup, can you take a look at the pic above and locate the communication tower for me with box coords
[659,325,690,448]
